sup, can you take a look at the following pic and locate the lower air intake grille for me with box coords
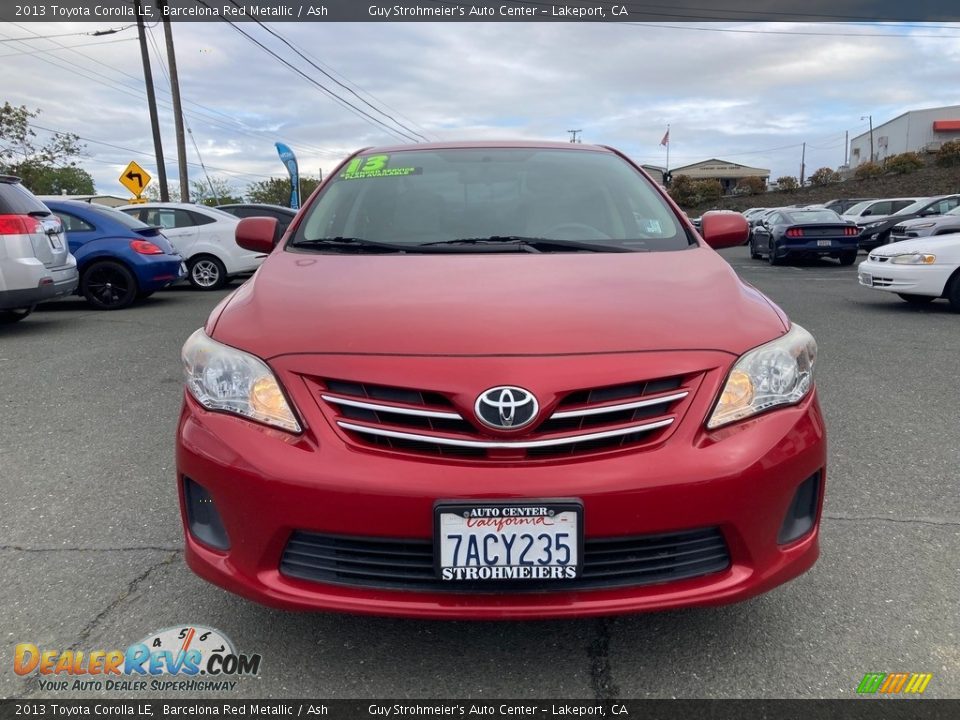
[280,527,730,593]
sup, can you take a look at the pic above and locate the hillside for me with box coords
[685,159,960,215]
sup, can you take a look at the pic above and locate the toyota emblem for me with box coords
[474,386,539,430]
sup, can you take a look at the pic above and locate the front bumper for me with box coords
[176,383,827,619]
[857,258,953,297]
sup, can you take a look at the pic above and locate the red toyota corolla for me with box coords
[177,141,825,619]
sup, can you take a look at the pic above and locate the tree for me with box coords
[882,152,924,175]
[735,176,766,195]
[246,175,321,206]
[691,179,723,203]
[666,174,696,207]
[808,167,841,186]
[190,176,243,206]
[935,139,960,167]
[854,161,883,180]
[0,102,90,193]
[26,166,95,195]
[143,182,178,202]
[775,176,799,191]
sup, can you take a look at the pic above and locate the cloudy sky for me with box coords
[3,19,960,198]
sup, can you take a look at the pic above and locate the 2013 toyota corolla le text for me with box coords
[176,141,826,619]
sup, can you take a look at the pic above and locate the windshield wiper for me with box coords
[418,236,634,253]
[289,236,411,253]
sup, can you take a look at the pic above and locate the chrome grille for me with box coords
[280,527,730,593]
[315,375,697,460]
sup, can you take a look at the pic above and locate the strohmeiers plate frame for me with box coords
[433,499,583,582]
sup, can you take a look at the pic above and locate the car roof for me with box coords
[357,140,614,154]
[218,203,296,212]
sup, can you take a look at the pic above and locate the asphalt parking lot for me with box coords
[2,246,958,700]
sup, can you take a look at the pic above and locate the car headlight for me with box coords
[891,253,936,265]
[707,324,817,429]
[862,222,885,230]
[181,328,302,433]
[908,222,935,229]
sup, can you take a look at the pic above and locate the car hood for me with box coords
[870,234,960,256]
[897,215,960,229]
[211,248,787,358]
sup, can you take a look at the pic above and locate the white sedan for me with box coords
[118,203,268,290]
[857,233,960,311]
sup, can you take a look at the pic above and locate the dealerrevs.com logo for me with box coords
[14,625,261,693]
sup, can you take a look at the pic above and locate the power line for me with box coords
[193,0,420,143]
[619,21,960,39]
[229,9,432,142]
[0,37,136,59]
[275,32,436,143]
[4,23,344,160]
[0,26,137,43]
[27,122,277,183]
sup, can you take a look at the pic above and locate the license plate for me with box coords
[817,239,832,247]
[49,234,63,250]
[435,501,582,582]
[859,272,873,286]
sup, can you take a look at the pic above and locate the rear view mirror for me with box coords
[700,211,748,249]
[236,216,279,254]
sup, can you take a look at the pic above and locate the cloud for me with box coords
[3,20,959,195]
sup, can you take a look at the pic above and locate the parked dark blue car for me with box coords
[748,208,861,266]
[43,200,185,309]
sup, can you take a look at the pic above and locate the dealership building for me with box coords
[850,104,960,166]
[668,159,770,193]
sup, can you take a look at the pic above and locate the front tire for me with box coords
[897,293,936,305]
[749,235,761,259]
[81,261,138,310]
[0,306,35,324]
[946,274,960,313]
[838,251,858,266]
[188,256,228,291]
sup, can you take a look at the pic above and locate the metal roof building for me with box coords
[850,105,960,166]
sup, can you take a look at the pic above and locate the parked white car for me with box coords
[842,197,925,225]
[857,233,960,311]
[118,203,267,289]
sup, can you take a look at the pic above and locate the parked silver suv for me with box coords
[0,176,78,323]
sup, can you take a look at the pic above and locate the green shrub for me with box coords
[808,167,841,186]
[775,176,799,191]
[854,161,884,180]
[734,176,766,195]
[936,140,960,167]
[882,152,924,175]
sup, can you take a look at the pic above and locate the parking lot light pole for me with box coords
[861,115,874,163]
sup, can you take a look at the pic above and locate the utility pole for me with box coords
[567,129,582,144]
[134,0,168,201]
[844,130,849,166]
[158,0,189,202]
[800,142,806,187]
[861,115,874,162]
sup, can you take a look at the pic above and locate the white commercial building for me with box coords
[850,105,960,167]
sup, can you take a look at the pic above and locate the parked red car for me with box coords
[177,141,825,619]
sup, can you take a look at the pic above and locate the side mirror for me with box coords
[236,216,279,254]
[700,211,748,249]
[861,209,873,216]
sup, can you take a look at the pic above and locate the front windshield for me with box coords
[292,147,689,252]
[893,200,930,216]
[842,201,872,216]
[784,209,842,223]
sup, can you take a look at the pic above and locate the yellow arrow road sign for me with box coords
[120,161,152,197]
